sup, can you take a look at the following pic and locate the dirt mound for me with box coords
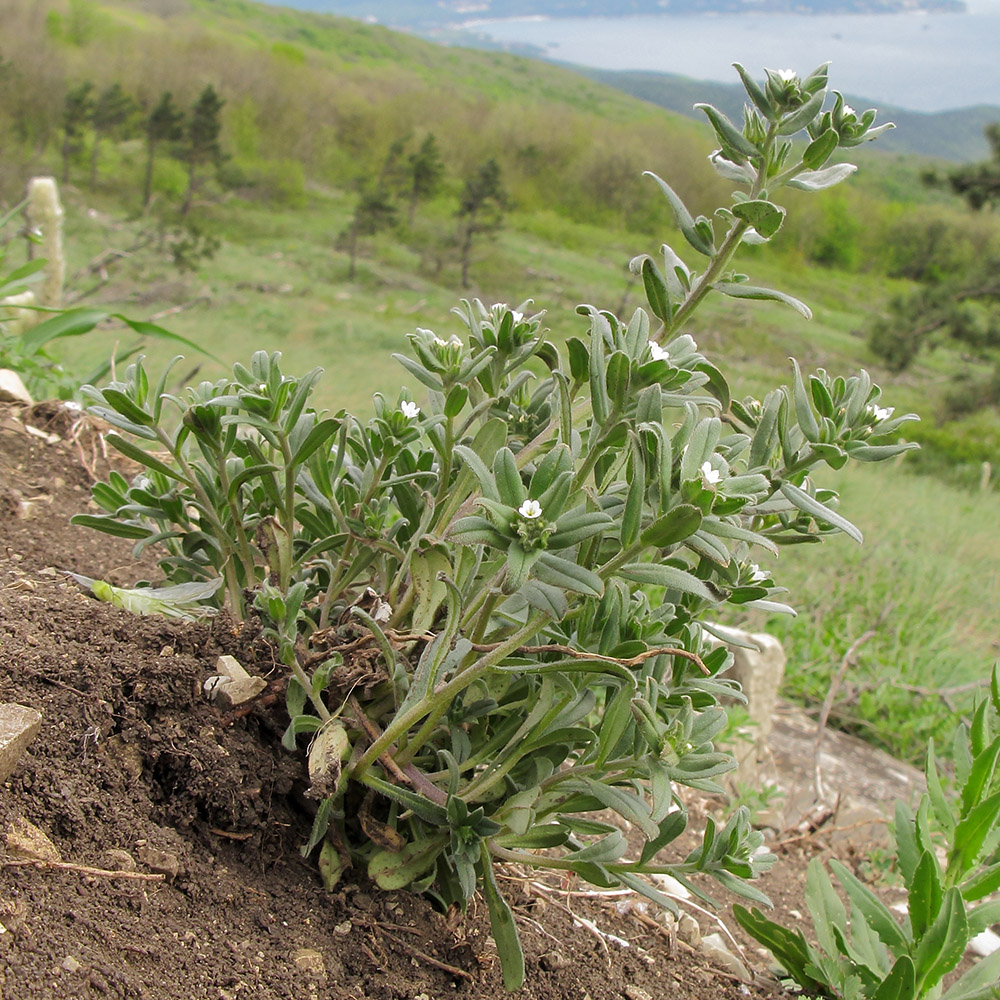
[0,403,798,1000]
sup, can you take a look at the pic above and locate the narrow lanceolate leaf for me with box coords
[913,888,969,994]
[908,850,943,942]
[949,788,1000,879]
[779,481,863,543]
[791,359,820,442]
[643,171,715,257]
[618,562,717,602]
[640,256,672,324]
[732,63,776,121]
[712,282,812,319]
[533,552,604,597]
[640,504,702,548]
[69,514,153,539]
[291,417,340,465]
[481,846,525,992]
[493,447,525,508]
[829,859,908,952]
[694,103,759,161]
[577,777,658,839]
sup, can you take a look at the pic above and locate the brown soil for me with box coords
[0,401,879,1000]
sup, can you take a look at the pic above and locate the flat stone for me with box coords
[137,844,181,880]
[204,656,267,709]
[0,370,32,406]
[6,817,62,863]
[292,947,326,976]
[700,932,752,982]
[0,704,43,783]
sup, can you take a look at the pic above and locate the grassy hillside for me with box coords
[4,0,999,766]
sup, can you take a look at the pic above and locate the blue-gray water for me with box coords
[468,1,1000,111]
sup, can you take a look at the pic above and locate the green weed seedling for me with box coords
[76,65,913,991]
[736,666,1000,1000]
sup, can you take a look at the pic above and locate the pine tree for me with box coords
[61,82,94,184]
[456,158,506,288]
[407,133,444,226]
[339,190,397,280]
[142,92,184,212]
[89,83,137,189]
[181,85,224,215]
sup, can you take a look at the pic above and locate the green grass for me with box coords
[740,463,1000,763]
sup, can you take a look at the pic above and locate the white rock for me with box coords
[650,872,690,899]
[0,370,33,406]
[969,928,1000,957]
[701,932,752,983]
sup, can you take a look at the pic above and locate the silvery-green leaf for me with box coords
[787,164,858,191]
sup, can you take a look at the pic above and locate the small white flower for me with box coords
[448,335,463,347]
[777,68,797,83]
[748,563,768,585]
[842,103,856,117]
[648,341,670,363]
[258,382,267,393]
[433,336,448,348]
[400,401,420,420]
[871,404,894,423]
[510,309,524,324]
[518,499,543,520]
[700,461,722,487]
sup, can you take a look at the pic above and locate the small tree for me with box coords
[181,84,224,215]
[407,132,444,225]
[142,91,184,212]
[339,189,397,280]
[457,157,506,288]
[89,82,137,189]
[60,81,94,184]
[869,123,1000,411]
[945,122,1000,210]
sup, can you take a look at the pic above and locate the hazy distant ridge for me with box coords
[571,66,998,162]
[289,0,966,28]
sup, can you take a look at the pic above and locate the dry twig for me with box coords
[3,858,165,882]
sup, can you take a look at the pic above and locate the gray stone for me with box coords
[0,703,42,783]
[708,625,786,787]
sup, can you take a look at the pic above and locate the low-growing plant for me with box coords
[74,64,913,990]
[735,667,1000,1000]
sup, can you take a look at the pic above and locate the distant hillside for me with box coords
[277,1,966,30]
[573,67,1000,163]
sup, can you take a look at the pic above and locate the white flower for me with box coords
[748,563,768,584]
[510,309,524,324]
[400,401,420,419]
[648,341,670,363]
[842,103,856,117]
[257,383,267,393]
[700,461,722,487]
[433,336,448,348]
[871,404,894,423]
[518,499,543,520]
[776,68,797,83]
